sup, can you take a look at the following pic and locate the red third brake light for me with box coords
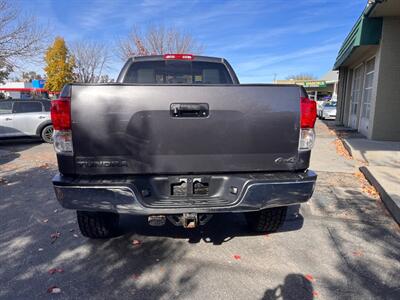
[51,97,71,130]
[300,97,317,128]
[163,54,194,60]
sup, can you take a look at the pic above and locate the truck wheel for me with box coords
[77,211,119,238]
[245,207,287,233]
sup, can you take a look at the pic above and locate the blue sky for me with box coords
[19,0,366,82]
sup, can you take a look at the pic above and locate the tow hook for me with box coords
[182,213,198,228]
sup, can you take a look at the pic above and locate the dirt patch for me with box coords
[332,138,352,160]
[318,172,359,188]
[354,171,379,199]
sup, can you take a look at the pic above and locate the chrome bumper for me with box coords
[53,170,317,214]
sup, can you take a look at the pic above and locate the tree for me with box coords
[0,59,11,82]
[21,71,43,82]
[44,37,75,92]
[0,0,47,83]
[285,73,317,80]
[71,41,110,83]
[118,25,204,60]
[96,74,114,83]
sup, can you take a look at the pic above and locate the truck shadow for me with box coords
[0,166,200,299]
[118,205,304,245]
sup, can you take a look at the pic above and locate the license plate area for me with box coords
[171,179,187,196]
[170,177,210,196]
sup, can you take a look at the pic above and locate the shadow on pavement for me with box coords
[1,163,399,299]
[118,205,304,246]
[0,137,50,165]
[262,273,314,300]
[0,138,43,166]
[0,151,20,165]
[309,134,400,298]
[0,166,198,299]
[0,166,305,299]
[0,136,43,148]
[319,119,364,139]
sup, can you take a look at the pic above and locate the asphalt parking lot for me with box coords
[0,121,399,300]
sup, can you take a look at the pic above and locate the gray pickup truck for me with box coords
[51,54,317,238]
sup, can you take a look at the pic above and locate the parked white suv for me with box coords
[0,99,53,143]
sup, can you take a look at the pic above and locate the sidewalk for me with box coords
[343,138,400,224]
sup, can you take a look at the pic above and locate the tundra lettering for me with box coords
[76,160,129,168]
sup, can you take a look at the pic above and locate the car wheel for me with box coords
[245,206,287,233]
[77,211,119,239]
[41,124,54,143]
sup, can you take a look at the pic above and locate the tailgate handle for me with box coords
[170,103,209,118]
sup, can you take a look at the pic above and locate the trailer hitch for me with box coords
[167,213,213,228]
[182,213,197,228]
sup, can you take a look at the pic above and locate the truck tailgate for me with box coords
[70,84,301,175]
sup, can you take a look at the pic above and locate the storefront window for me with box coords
[361,58,375,119]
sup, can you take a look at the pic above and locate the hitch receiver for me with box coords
[166,214,213,228]
[182,213,198,228]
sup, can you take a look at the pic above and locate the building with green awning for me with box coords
[333,0,400,141]
[275,71,338,102]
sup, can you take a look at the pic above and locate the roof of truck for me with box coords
[118,54,239,83]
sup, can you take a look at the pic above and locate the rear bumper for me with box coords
[52,170,317,214]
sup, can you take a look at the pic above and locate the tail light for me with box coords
[51,97,71,130]
[299,97,317,150]
[51,96,73,155]
[163,54,194,60]
[300,97,317,128]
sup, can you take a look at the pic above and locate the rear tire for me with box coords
[77,211,119,239]
[41,124,54,143]
[245,207,287,233]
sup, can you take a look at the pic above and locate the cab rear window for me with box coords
[124,61,233,84]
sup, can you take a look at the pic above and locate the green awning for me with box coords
[333,16,382,70]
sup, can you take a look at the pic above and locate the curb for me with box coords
[342,139,353,157]
[342,139,369,164]
[360,166,400,224]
